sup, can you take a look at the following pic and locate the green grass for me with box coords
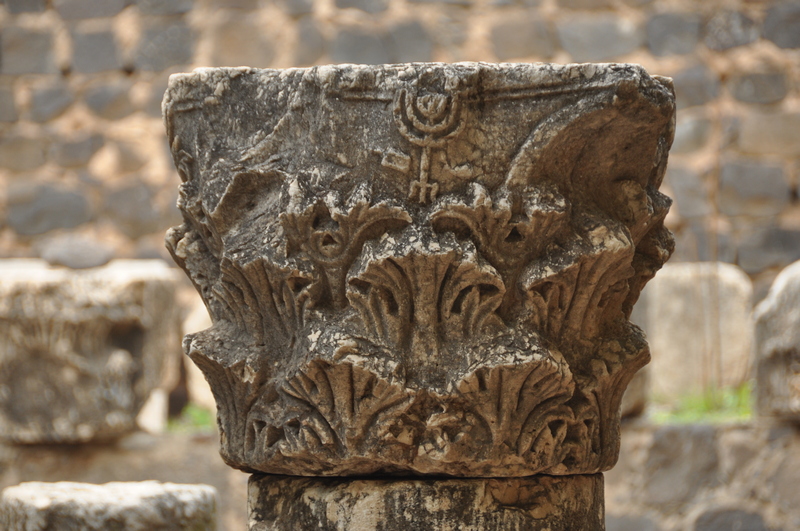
[649,382,753,424]
[167,403,216,433]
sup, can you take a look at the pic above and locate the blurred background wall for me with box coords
[0,0,798,301]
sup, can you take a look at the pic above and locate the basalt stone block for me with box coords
[330,28,391,65]
[0,481,217,531]
[248,474,604,531]
[556,15,642,62]
[163,63,675,477]
[135,21,194,72]
[755,260,800,420]
[0,260,182,443]
[7,182,90,235]
[0,27,57,75]
[647,12,701,56]
[729,73,788,105]
[29,80,74,123]
[491,15,555,61]
[764,2,800,49]
[294,17,325,66]
[719,159,789,218]
[72,28,121,74]
[703,11,758,51]
[0,87,16,123]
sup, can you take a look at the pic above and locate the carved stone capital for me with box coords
[164,63,675,477]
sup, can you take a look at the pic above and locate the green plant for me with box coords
[167,403,216,433]
[649,381,753,424]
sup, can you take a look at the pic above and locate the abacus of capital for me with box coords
[163,62,675,530]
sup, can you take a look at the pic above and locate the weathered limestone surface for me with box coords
[0,259,183,443]
[164,62,675,478]
[249,474,604,531]
[755,259,800,420]
[638,262,753,401]
[0,480,217,531]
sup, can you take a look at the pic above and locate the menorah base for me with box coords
[248,473,604,531]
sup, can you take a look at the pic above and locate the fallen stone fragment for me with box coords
[0,481,217,531]
[755,259,800,421]
[0,259,183,443]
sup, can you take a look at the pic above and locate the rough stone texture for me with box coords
[164,63,675,477]
[53,0,126,19]
[738,228,800,274]
[703,11,759,51]
[556,15,642,62]
[135,22,194,72]
[729,73,788,105]
[673,65,719,109]
[0,260,182,443]
[248,474,604,530]
[763,2,800,49]
[72,28,121,74]
[718,159,789,217]
[491,15,554,61]
[0,27,57,75]
[754,259,800,420]
[29,80,74,123]
[0,481,216,531]
[0,136,48,172]
[737,112,800,156]
[6,182,90,235]
[646,12,701,56]
[638,263,753,400]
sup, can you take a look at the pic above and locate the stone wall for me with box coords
[0,0,799,298]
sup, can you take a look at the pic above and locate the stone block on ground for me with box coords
[0,27,57,75]
[639,262,753,401]
[0,481,216,531]
[692,507,771,531]
[754,260,800,420]
[556,15,642,62]
[248,474,604,531]
[36,233,115,269]
[0,260,183,443]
